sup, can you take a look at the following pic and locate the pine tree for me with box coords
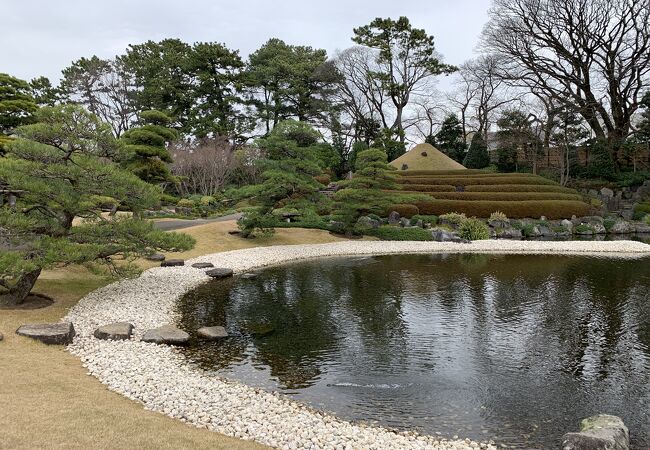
[120,110,178,184]
[435,114,466,163]
[463,133,491,169]
[0,105,193,305]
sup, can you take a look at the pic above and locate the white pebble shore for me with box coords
[65,240,650,449]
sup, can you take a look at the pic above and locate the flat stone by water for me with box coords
[94,322,134,341]
[16,322,75,345]
[141,325,189,345]
[197,326,228,340]
[240,272,258,279]
[205,268,234,279]
[191,262,214,269]
[160,259,184,267]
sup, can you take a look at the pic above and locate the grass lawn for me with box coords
[0,220,354,450]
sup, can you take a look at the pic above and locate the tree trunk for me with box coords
[0,268,42,306]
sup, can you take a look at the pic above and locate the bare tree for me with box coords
[171,137,236,196]
[483,0,650,151]
[60,57,137,137]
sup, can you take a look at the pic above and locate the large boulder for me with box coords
[431,229,467,243]
[197,326,228,340]
[495,227,523,239]
[635,222,650,234]
[388,211,401,226]
[16,322,75,345]
[561,219,574,232]
[399,217,411,228]
[609,220,635,234]
[356,216,380,230]
[142,325,190,345]
[562,414,629,450]
[205,268,234,279]
[160,259,184,267]
[94,322,134,341]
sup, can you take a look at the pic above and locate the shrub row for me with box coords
[397,176,557,186]
[396,191,583,201]
[464,184,578,193]
[399,171,538,179]
[413,200,590,219]
[364,225,433,241]
[398,184,457,192]
[398,169,489,176]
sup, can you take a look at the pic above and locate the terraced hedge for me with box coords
[464,184,579,193]
[398,169,488,176]
[414,200,590,219]
[398,176,557,186]
[399,184,456,192]
[400,191,583,201]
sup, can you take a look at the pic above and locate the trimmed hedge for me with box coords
[414,200,590,219]
[364,226,433,241]
[398,184,456,192]
[465,184,578,193]
[400,171,538,179]
[397,176,557,186]
[387,204,420,218]
[396,191,583,201]
[399,169,487,176]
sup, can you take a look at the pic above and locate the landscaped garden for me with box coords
[3,1,650,449]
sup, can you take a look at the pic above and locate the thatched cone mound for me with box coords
[389,143,466,171]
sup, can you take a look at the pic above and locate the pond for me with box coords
[176,254,650,449]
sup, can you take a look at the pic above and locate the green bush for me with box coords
[387,204,420,218]
[603,218,617,232]
[633,202,650,220]
[402,191,583,201]
[364,225,433,241]
[458,217,490,240]
[574,224,595,234]
[411,214,438,226]
[464,184,578,193]
[644,215,650,226]
[176,198,194,208]
[489,211,509,223]
[439,212,467,225]
[415,200,590,219]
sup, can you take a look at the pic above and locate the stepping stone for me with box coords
[142,325,189,345]
[197,326,228,340]
[93,322,134,341]
[16,322,76,345]
[146,253,165,262]
[191,262,214,269]
[160,259,184,267]
[227,230,241,235]
[240,273,258,280]
[205,268,234,279]
[0,332,3,341]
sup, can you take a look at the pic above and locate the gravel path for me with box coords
[153,213,243,231]
[65,240,650,450]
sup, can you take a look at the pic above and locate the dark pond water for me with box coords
[176,254,650,449]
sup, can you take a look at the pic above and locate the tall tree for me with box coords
[352,16,456,143]
[0,74,38,144]
[0,105,193,305]
[495,109,539,172]
[247,38,337,133]
[435,114,466,163]
[29,76,60,107]
[60,56,137,137]
[483,0,650,154]
[463,133,491,169]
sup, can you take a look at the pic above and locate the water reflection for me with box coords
[176,254,650,449]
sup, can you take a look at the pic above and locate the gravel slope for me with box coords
[65,240,650,450]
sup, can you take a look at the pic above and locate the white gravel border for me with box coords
[65,240,650,450]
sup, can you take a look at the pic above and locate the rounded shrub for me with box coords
[177,198,194,208]
[439,212,467,225]
[458,217,490,240]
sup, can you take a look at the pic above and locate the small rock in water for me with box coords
[94,322,134,341]
[191,262,214,269]
[142,325,190,345]
[205,268,234,279]
[16,322,75,345]
[197,326,228,340]
[161,259,184,267]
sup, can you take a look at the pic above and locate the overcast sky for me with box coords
[2,0,492,83]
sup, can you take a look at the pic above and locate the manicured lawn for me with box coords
[0,220,352,450]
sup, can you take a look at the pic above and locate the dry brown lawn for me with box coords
[0,220,356,450]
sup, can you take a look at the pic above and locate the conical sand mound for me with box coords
[390,143,466,171]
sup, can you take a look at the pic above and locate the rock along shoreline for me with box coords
[65,240,650,450]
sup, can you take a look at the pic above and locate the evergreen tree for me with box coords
[435,114,466,163]
[463,133,491,169]
[120,110,178,184]
[0,73,38,151]
[584,139,616,180]
[0,105,193,305]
